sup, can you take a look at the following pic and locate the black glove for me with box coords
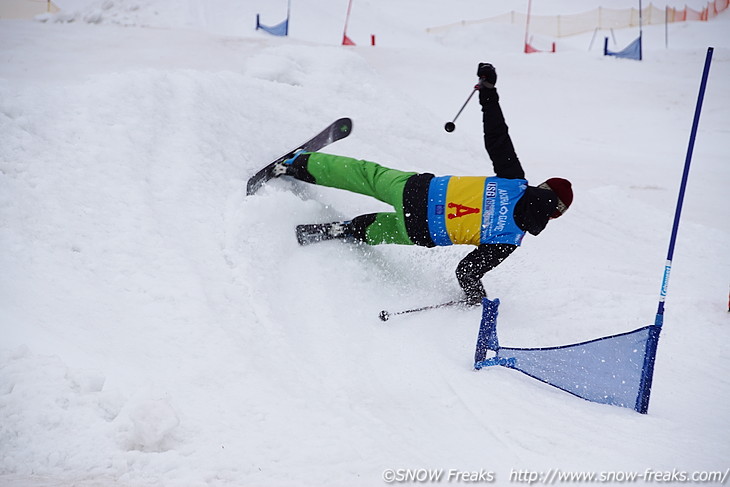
[476,63,497,88]
[464,289,486,307]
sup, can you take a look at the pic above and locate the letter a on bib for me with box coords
[447,202,480,220]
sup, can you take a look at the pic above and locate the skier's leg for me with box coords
[286,152,417,246]
[351,212,413,245]
[295,212,413,246]
[290,152,416,208]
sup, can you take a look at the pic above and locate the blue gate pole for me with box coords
[654,47,714,328]
[286,0,291,36]
[637,47,714,414]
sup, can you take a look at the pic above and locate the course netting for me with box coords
[426,1,729,38]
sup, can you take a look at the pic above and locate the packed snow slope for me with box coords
[1,0,729,485]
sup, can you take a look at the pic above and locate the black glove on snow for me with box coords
[477,63,497,88]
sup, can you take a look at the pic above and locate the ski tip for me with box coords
[335,118,352,135]
[246,180,260,196]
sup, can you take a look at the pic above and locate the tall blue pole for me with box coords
[636,47,714,414]
[655,47,714,328]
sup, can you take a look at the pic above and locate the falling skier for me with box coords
[266,63,573,306]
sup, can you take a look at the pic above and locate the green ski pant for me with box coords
[305,153,417,245]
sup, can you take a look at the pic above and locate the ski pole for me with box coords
[444,86,478,133]
[379,300,466,321]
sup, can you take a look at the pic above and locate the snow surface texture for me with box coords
[1,0,729,485]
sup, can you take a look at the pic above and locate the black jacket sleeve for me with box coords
[480,88,525,180]
[456,244,517,304]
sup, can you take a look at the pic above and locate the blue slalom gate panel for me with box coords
[256,14,289,36]
[604,35,642,60]
[474,298,660,412]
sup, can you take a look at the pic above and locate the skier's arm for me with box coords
[456,244,517,305]
[478,63,526,180]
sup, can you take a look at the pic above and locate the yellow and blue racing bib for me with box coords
[426,176,527,246]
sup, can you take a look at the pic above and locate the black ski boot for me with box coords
[296,221,355,246]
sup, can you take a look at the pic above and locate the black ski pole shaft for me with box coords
[379,300,465,321]
[444,87,478,133]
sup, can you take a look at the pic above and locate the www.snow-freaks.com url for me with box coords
[508,468,730,484]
